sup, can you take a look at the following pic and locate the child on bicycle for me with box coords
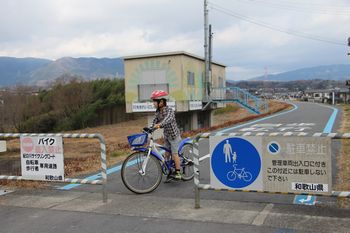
[150,90,183,181]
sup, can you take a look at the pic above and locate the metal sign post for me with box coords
[346,80,350,103]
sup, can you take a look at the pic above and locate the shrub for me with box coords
[19,113,60,133]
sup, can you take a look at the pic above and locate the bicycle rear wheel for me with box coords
[179,143,194,181]
[121,151,162,194]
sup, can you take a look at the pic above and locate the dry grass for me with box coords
[0,101,290,189]
[336,104,350,208]
[0,180,48,189]
[0,117,147,188]
[183,100,291,138]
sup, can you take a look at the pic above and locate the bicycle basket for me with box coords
[127,133,148,147]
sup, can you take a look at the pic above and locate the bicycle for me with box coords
[121,127,194,194]
[226,164,252,182]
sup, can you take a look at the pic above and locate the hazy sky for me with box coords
[0,0,349,80]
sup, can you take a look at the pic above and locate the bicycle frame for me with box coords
[232,165,244,175]
[131,131,191,175]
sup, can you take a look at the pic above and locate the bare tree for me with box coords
[1,86,41,131]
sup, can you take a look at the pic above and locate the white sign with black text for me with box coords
[189,101,202,110]
[132,102,176,112]
[20,136,64,181]
[0,140,6,152]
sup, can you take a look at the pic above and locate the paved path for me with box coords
[1,189,349,233]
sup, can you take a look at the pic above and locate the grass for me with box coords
[213,104,239,115]
[336,104,350,208]
[184,100,291,138]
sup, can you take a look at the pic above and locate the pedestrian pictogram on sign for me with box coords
[210,137,262,190]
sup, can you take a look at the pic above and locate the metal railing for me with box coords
[211,87,269,114]
[0,133,108,203]
[193,131,350,208]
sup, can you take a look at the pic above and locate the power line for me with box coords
[235,0,350,15]
[254,0,350,9]
[236,0,350,15]
[209,2,346,46]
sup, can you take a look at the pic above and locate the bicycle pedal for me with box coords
[175,178,185,182]
[164,176,174,183]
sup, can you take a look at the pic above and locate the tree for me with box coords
[1,86,41,131]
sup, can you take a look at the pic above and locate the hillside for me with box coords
[29,57,124,85]
[228,79,347,91]
[251,64,350,81]
[3,56,350,87]
[0,57,124,87]
[0,57,51,86]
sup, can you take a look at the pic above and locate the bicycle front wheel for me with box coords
[121,151,162,194]
[179,143,194,181]
[243,172,253,182]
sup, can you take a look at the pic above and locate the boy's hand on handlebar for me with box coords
[154,123,161,129]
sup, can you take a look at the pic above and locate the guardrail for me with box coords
[193,131,350,208]
[0,133,107,203]
[211,87,269,114]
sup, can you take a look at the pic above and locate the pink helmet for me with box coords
[150,90,169,100]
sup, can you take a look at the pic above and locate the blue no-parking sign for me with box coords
[267,141,280,154]
[210,136,263,190]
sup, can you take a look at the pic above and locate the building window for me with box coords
[138,84,169,101]
[137,69,169,101]
[187,71,195,86]
[218,76,224,88]
[140,70,166,84]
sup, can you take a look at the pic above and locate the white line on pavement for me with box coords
[0,189,14,196]
[252,203,274,226]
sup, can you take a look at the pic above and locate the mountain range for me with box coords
[0,56,124,87]
[1,56,350,87]
[250,64,350,82]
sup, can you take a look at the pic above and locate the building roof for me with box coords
[305,88,349,94]
[123,51,226,68]
[304,89,332,93]
[335,88,350,93]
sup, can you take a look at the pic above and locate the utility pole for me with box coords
[209,24,213,87]
[346,80,350,104]
[204,0,210,101]
[348,37,350,103]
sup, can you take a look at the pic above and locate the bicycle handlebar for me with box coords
[143,127,154,134]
